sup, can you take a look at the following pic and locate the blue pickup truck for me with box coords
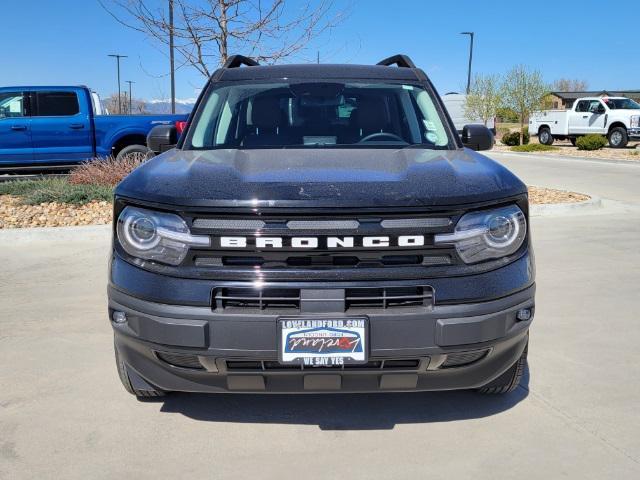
[0,85,188,168]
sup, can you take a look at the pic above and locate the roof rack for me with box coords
[376,54,416,69]
[223,55,260,69]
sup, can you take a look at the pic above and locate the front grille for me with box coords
[345,286,432,309]
[441,349,490,368]
[212,286,433,311]
[187,210,459,270]
[225,358,422,372]
[156,351,205,370]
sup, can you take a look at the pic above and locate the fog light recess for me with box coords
[516,308,532,321]
[112,311,127,324]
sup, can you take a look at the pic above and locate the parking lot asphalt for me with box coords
[1,153,640,479]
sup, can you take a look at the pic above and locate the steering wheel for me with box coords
[358,132,405,143]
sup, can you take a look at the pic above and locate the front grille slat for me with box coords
[213,286,433,312]
[225,359,421,372]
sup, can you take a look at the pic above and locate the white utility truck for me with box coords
[442,92,496,135]
[529,97,640,148]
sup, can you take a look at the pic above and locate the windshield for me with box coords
[603,98,640,110]
[186,81,452,150]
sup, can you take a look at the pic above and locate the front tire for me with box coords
[477,341,528,394]
[115,144,153,161]
[538,128,554,146]
[608,127,628,148]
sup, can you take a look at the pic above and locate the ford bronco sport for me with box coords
[109,54,534,397]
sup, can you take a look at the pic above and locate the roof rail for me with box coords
[376,54,416,69]
[223,55,260,69]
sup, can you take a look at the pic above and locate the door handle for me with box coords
[582,115,588,118]
[69,123,85,129]
[10,125,27,131]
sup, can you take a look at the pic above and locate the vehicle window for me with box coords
[35,91,79,116]
[0,92,26,119]
[575,100,590,113]
[603,98,640,110]
[187,81,452,150]
[588,100,603,113]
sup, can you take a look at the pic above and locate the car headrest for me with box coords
[250,96,281,129]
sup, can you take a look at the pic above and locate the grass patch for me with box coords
[0,178,113,205]
[510,144,559,152]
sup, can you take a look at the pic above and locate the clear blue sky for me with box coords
[2,0,639,101]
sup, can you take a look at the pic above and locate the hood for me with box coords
[115,148,527,209]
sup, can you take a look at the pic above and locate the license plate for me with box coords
[279,317,367,366]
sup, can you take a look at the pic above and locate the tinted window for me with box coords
[188,82,451,150]
[575,100,590,112]
[35,91,79,116]
[0,92,26,118]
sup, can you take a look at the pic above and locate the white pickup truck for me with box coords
[529,97,640,148]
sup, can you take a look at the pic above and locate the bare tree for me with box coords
[552,78,589,92]
[103,93,149,114]
[464,73,502,126]
[501,65,549,144]
[100,0,347,78]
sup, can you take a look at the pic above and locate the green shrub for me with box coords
[575,134,607,151]
[502,129,530,146]
[0,178,113,205]
[510,144,558,152]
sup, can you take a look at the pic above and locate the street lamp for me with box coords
[169,0,176,114]
[125,80,135,114]
[108,54,128,114]
[460,32,474,94]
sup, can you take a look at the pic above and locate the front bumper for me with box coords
[628,127,640,139]
[109,283,534,393]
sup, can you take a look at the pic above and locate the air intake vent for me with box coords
[345,286,433,309]
[156,352,204,370]
[441,349,490,368]
[213,287,301,310]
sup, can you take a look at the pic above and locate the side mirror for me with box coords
[147,125,178,154]
[597,107,606,114]
[462,124,494,151]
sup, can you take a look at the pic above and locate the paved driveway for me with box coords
[1,153,640,479]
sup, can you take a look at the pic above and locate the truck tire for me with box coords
[114,342,165,398]
[608,127,628,148]
[116,144,153,161]
[570,137,577,146]
[538,128,554,145]
[477,341,528,394]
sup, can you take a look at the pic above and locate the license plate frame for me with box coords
[278,317,368,366]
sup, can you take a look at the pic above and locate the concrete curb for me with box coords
[0,224,110,245]
[530,194,602,217]
[489,150,640,166]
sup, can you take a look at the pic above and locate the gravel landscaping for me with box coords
[0,186,590,229]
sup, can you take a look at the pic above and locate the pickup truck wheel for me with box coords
[608,127,628,148]
[116,144,153,162]
[538,128,554,145]
[114,341,165,398]
[477,341,528,394]
[569,137,577,146]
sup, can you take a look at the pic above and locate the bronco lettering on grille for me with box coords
[218,236,426,249]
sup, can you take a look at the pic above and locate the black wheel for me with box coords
[477,341,528,394]
[115,144,153,161]
[114,342,165,397]
[569,137,577,146]
[608,127,628,148]
[538,128,554,145]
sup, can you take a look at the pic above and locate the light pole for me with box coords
[169,0,176,114]
[108,54,128,114]
[125,80,135,114]
[460,32,474,94]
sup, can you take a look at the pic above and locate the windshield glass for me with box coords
[186,81,451,150]
[603,98,640,110]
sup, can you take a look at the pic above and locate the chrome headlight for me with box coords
[117,206,209,265]
[631,115,640,128]
[434,205,527,264]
